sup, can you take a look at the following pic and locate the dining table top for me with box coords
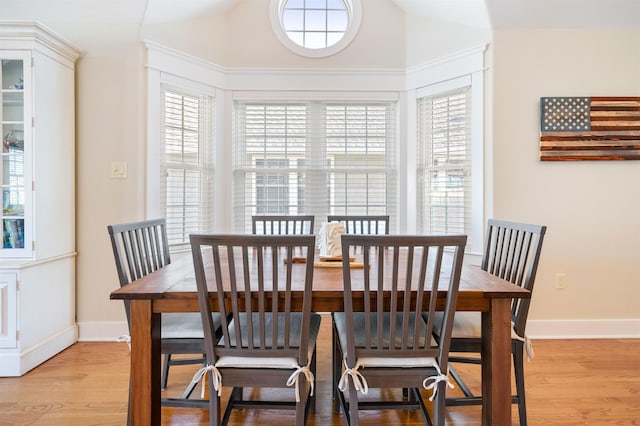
[110,249,530,313]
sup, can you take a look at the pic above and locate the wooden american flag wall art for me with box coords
[539,97,640,161]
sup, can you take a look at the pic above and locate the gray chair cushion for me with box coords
[214,312,321,369]
[333,312,428,350]
[433,311,481,339]
[333,312,439,369]
[432,311,524,342]
[161,312,221,339]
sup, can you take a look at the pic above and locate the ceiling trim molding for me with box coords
[0,21,83,64]
[405,43,487,90]
[144,39,226,88]
[145,40,488,92]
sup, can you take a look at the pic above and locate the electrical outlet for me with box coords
[555,273,566,289]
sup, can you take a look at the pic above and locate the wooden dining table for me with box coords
[110,249,529,426]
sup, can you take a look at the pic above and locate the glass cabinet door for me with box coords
[1,58,25,251]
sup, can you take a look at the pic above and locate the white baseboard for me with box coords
[79,319,640,342]
[0,324,78,376]
[527,318,640,339]
[78,321,129,342]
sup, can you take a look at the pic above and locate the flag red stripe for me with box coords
[591,116,640,122]
[541,154,640,161]
[540,135,640,141]
[541,144,640,151]
[590,125,640,131]
[590,105,640,112]
[590,96,640,102]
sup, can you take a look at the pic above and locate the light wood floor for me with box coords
[1,315,639,425]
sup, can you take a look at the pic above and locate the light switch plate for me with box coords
[111,161,128,179]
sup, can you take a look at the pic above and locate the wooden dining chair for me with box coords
[327,215,389,235]
[190,234,320,426]
[428,219,546,426]
[332,234,467,426]
[251,215,315,235]
[108,218,220,413]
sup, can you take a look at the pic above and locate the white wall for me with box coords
[491,28,640,337]
[61,22,148,326]
[142,15,229,65]
[143,0,407,69]
[405,14,491,67]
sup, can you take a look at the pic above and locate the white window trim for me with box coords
[412,75,483,255]
[145,42,223,242]
[160,85,215,248]
[269,0,362,58]
[232,99,398,233]
[406,45,485,255]
[145,42,486,246]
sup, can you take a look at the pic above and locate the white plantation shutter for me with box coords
[233,100,397,233]
[417,86,472,236]
[161,87,214,249]
[326,104,395,216]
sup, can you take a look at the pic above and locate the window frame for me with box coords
[145,42,486,253]
[232,98,398,234]
[159,85,215,249]
[417,85,471,234]
[145,47,221,253]
[415,75,483,254]
[269,0,362,58]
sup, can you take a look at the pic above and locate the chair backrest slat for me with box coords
[328,215,390,235]
[107,218,171,327]
[481,219,546,336]
[340,234,467,369]
[190,234,316,365]
[251,215,315,235]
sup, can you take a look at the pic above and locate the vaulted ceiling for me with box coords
[1,0,639,28]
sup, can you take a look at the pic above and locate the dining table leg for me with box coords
[129,300,162,425]
[481,298,512,426]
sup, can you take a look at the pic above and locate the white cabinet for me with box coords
[0,22,81,376]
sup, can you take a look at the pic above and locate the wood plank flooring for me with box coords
[0,315,639,425]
